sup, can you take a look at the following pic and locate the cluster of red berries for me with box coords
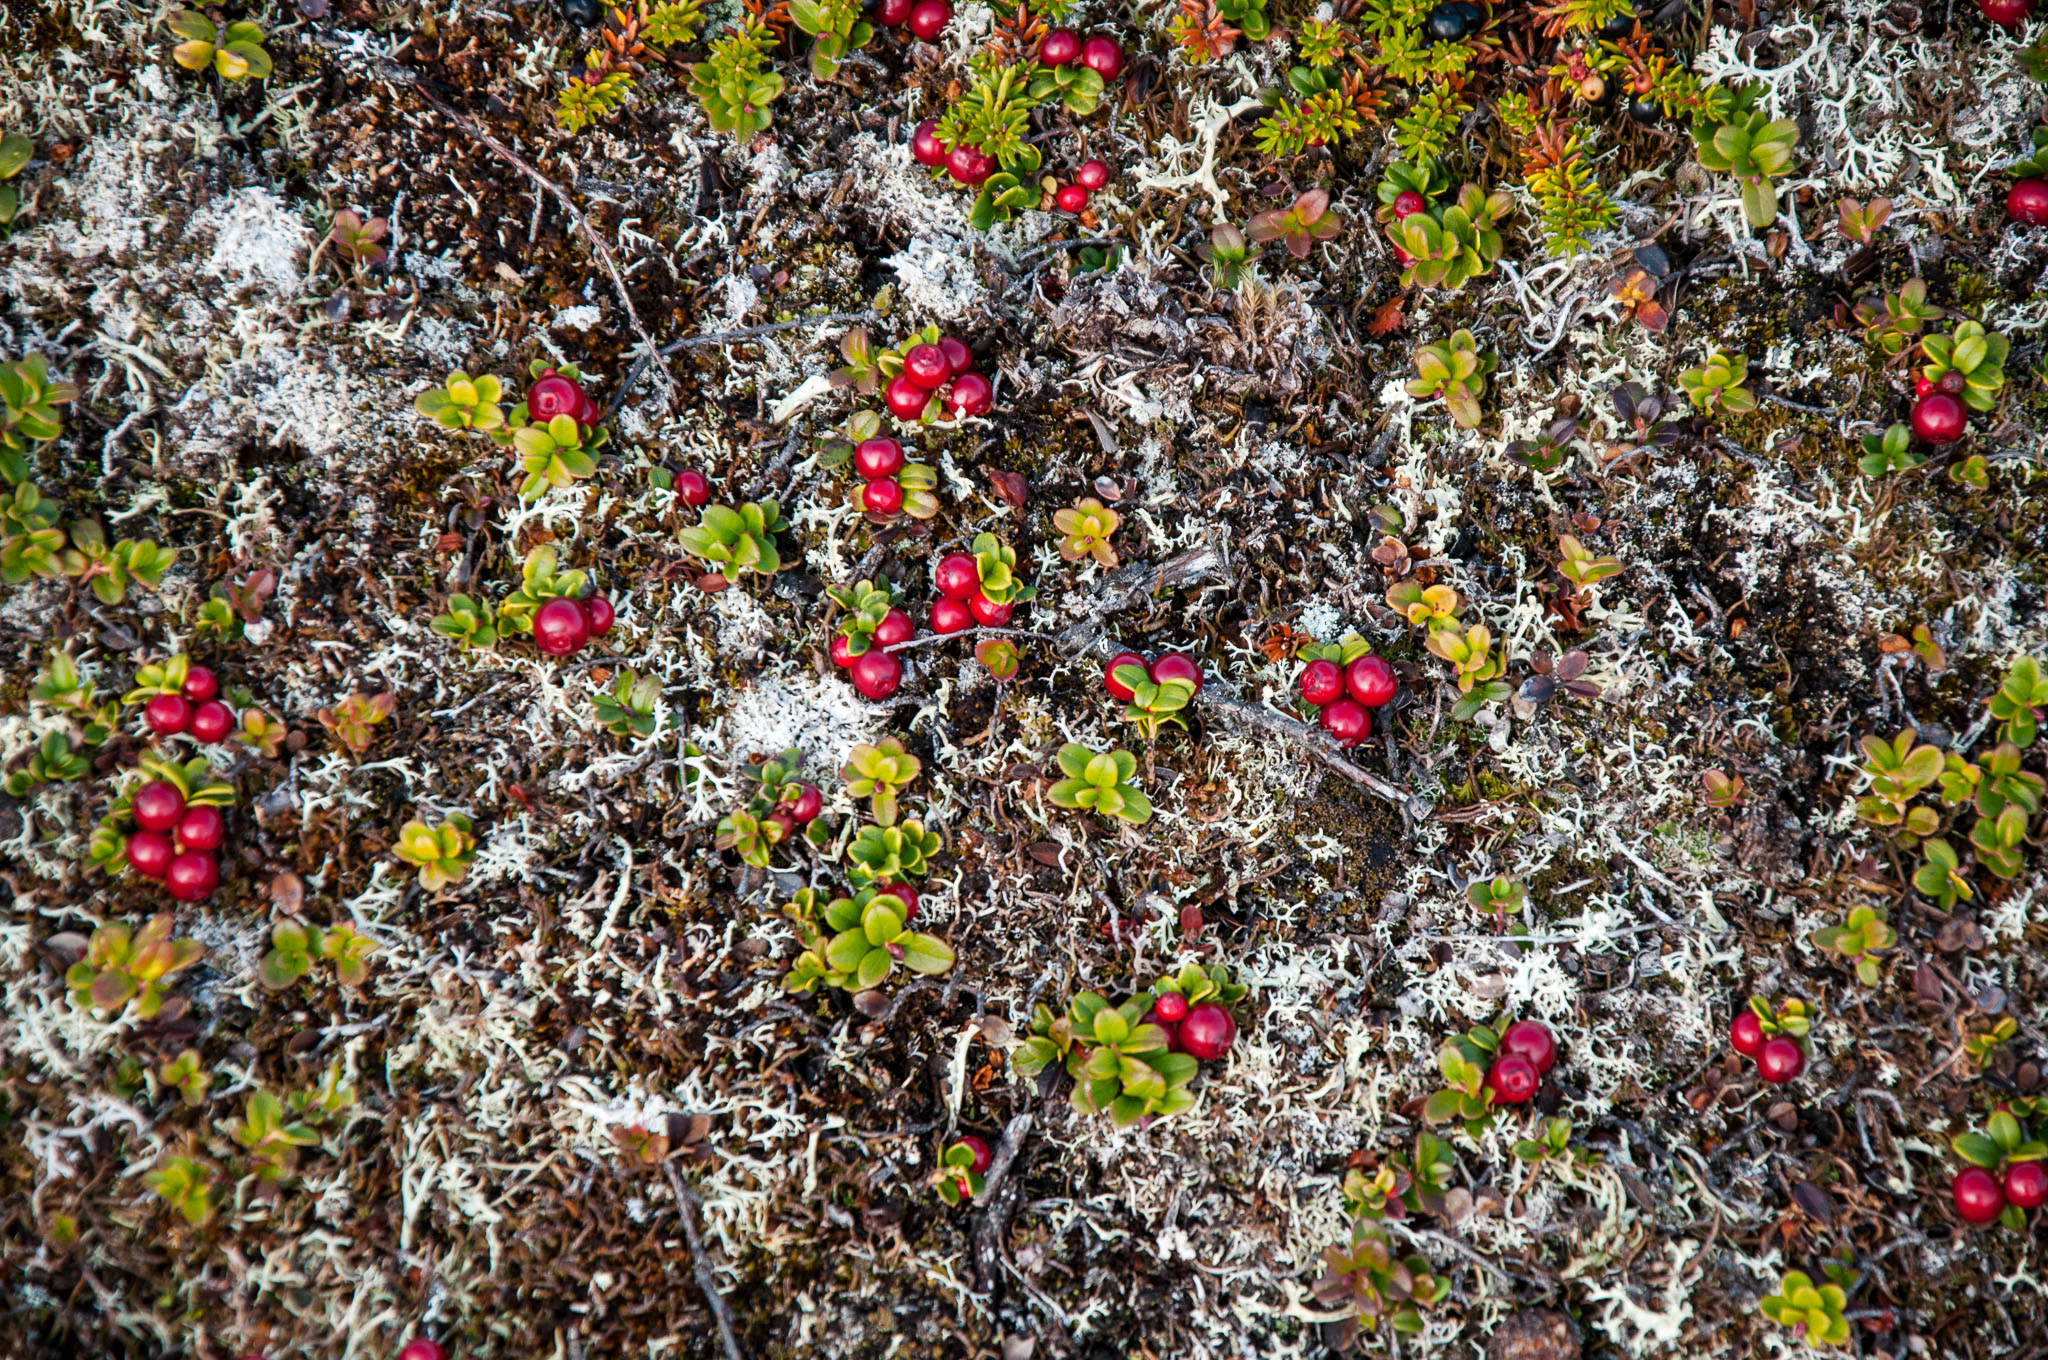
[1483,1020,1557,1105]
[1954,1155,2048,1225]
[929,550,1022,633]
[1909,370,1971,446]
[1039,28,1124,80]
[880,334,992,423]
[532,592,616,657]
[1297,654,1397,747]
[1102,648,1204,699]
[1143,989,1237,1061]
[1728,1008,1807,1083]
[852,436,912,516]
[143,665,236,744]
[874,0,950,42]
[526,368,601,428]
[126,780,226,902]
[1053,159,1112,215]
[832,608,912,700]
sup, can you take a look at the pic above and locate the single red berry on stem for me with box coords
[581,595,615,636]
[533,597,590,656]
[527,374,583,421]
[937,336,975,376]
[1911,391,1966,444]
[875,0,913,24]
[181,666,219,702]
[907,0,950,39]
[968,592,1013,627]
[946,145,994,185]
[1980,0,2033,27]
[2010,177,2048,225]
[854,437,907,480]
[1056,184,1090,213]
[398,1341,447,1360]
[947,371,994,417]
[1954,1166,2007,1224]
[1298,659,1344,707]
[1345,655,1397,708]
[1393,189,1427,218]
[1076,159,1110,191]
[188,700,234,744]
[1153,991,1189,1023]
[910,119,946,166]
[877,881,920,917]
[176,805,226,853]
[934,552,980,600]
[930,598,972,634]
[863,478,905,516]
[1104,651,1147,701]
[886,373,933,421]
[903,344,952,390]
[1039,27,1080,64]
[165,851,220,903]
[145,694,192,737]
[133,780,187,833]
[1729,1009,1766,1058]
[829,634,859,668]
[1756,1036,1805,1083]
[1150,652,1203,692]
[1179,1003,1237,1060]
[127,829,174,879]
[956,1134,992,1173]
[676,470,711,506]
[1913,376,1934,398]
[785,783,824,823]
[873,608,914,648]
[1079,34,1124,79]
[1485,1054,1540,1104]
[2006,1160,2048,1210]
[1320,697,1371,746]
[1500,1020,1557,1075]
[850,648,903,699]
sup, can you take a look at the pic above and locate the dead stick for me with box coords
[663,1163,746,1360]
[970,1111,1034,1292]
[1198,689,1433,821]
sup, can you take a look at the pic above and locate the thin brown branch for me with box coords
[662,1162,746,1360]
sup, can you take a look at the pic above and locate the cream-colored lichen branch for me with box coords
[1133,91,1267,222]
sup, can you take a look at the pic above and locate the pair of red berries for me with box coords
[144,666,237,745]
[1053,159,1112,214]
[1728,1009,1807,1083]
[1299,655,1396,748]
[880,333,993,423]
[1954,1161,2048,1225]
[1038,28,1124,80]
[912,125,998,188]
[1143,990,1238,1060]
[1909,387,1967,446]
[1103,649,1203,700]
[2010,178,2048,227]
[128,781,226,902]
[874,0,949,40]
[526,369,600,428]
[532,594,616,657]
[929,550,1020,634]
[832,605,913,699]
[1483,1020,1557,1105]
[762,781,824,843]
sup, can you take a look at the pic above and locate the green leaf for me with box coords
[1953,1131,2002,1168]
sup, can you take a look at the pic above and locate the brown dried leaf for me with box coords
[988,468,1030,508]
[270,872,305,915]
[1791,1180,1834,1226]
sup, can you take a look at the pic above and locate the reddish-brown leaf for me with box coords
[1366,297,1406,335]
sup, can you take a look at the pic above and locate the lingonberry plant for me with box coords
[842,737,920,826]
[1729,995,1812,1082]
[392,814,477,891]
[1246,190,1344,259]
[680,498,787,584]
[1310,1220,1449,1342]
[1047,743,1153,824]
[1426,1018,1556,1134]
[1406,329,1495,429]
[1108,656,1197,742]
[1053,497,1120,566]
[1676,348,1756,415]
[1013,990,1203,1127]
[846,820,942,887]
[782,885,954,992]
[718,749,828,867]
[932,1135,992,1204]
[1951,1109,2048,1228]
[1757,1264,1854,1348]
[64,915,204,1020]
[1810,905,1894,986]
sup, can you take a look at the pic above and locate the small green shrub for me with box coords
[1047,743,1153,824]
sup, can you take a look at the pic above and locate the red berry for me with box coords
[2010,177,2048,225]
[1320,698,1371,746]
[850,648,903,700]
[1345,655,1398,708]
[1178,1003,1236,1060]
[1954,1166,2006,1224]
[1104,651,1147,701]
[1756,1036,1805,1084]
[911,119,946,166]
[132,780,187,833]
[930,598,973,634]
[533,597,590,656]
[527,374,583,421]
[165,851,220,903]
[766,807,798,842]
[830,633,859,668]
[1076,159,1110,191]
[1393,189,1427,218]
[937,336,974,376]
[145,693,192,737]
[1079,34,1123,79]
[1150,652,1203,693]
[1729,1009,1766,1058]
[1485,1053,1540,1104]
[1981,0,2033,25]
[968,592,1013,627]
[397,1342,446,1360]
[127,829,173,879]
[175,805,226,853]
[934,552,980,600]
[187,700,233,744]
[1298,659,1344,706]
[1039,27,1080,64]
[877,880,920,918]
[907,0,950,39]
[1939,370,1966,395]
[947,371,994,417]
[571,392,602,428]
[676,470,711,506]
[1914,376,1934,398]
[1056,184,1090,213]
[1500,1020,1557,1076]
[957,1133,991,1173]
[903,345,951,390]
[1911,391,1966,444]
[1153,990,1189,1023]
[2007,1160,2048,1210]
[875,0,913,23]
[873,608,914,648]
[863,478,905,516]
[854,437,907,479]
[785,783,824,823]
[886,373,933,420]
[581,594,615,636]
[181,666,219,702]
[945,145,993,185]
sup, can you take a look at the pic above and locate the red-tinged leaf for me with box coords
[1180,904,1204,936]
[1367,297,1405,335]
[988,468,1029,508]
[1912,962,1944,1002]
